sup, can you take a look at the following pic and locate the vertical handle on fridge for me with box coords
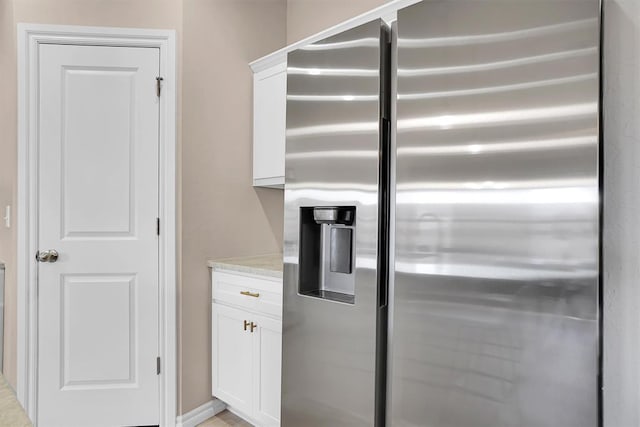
[377,117,391,309]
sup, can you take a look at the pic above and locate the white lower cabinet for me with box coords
[212,270,282,427]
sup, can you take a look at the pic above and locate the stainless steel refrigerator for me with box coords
[282,1,601,426]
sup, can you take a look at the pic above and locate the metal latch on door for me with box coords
[36,250,59,263]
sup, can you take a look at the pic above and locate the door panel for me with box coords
[212,304,254,412]
[62,274,136,388]
[390,1,600,427]
[254,314,282,426]
[38,44,160,427]
[61,67,136,237]
[283,20,386,427]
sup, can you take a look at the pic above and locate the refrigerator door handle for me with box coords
[377,116,391,309]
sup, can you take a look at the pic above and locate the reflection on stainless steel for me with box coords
[389,2,600,427]
[291,46,597,78]
[300,37,381,51]
[286,121,378,138]
[286,103,596,137]
[282,20,386,427]
[397,135,597,156]
[287,66,378,77]
[398,18,598,47]
[286,150,379,160]
[398,47,597,76]
[396,183,597,202]
[287,93,379,102]
[398,73,597,100]
[397,102,597,130]
[288,73,596,102]
[299,18,596,51]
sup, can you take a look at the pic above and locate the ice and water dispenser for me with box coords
[299,206,356,304]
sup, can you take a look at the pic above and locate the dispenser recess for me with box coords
[299,206,356,304]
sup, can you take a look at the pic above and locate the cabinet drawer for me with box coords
[213,271,282,318]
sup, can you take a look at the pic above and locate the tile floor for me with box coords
[198,410,253,427]
[0,374,32,427]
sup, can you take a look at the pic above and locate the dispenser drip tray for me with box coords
[301,289,355,305]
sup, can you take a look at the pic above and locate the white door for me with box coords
[37,44,160,427]
[212,303,254,413]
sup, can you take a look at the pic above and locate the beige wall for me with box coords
[0,0,18,389]
[180,0,286,413]
[286,0,389,43]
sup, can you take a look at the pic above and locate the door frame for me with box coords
[16,24,177,426]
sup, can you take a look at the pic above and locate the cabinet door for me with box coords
[252,314,282,426]
[212,303,254,413]
[252,62,286,187]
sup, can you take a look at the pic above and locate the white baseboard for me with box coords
[176,398,226,427]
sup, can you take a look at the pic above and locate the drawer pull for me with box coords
[244,320,250,331]
[240,290,260,298]
[250,321,258,333]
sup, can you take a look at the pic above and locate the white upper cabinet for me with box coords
[252,61,286,188]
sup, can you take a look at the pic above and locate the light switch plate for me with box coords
[4,205,10,228]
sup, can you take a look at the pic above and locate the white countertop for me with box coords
[207,253,283,279]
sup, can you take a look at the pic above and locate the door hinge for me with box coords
[156,76,164,97]
[157,357,161,375]
[156,217,160,236]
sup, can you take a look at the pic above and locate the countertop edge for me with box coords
[206,255,283,280]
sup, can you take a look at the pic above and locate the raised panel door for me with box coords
[37,44,160,427]
[212,303,254,414]
[253,314,282,427]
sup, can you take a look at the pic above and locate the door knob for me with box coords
[36,250,59,263]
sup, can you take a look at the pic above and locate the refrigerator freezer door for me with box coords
[282,20,388,426]
[390,1,600,426]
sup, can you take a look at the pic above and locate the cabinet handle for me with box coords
[240,290,260,298]
[244,320,250,331]
[250,321,258,333]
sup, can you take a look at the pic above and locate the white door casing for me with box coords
[37,44,160,427]
[17,25,177,426]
